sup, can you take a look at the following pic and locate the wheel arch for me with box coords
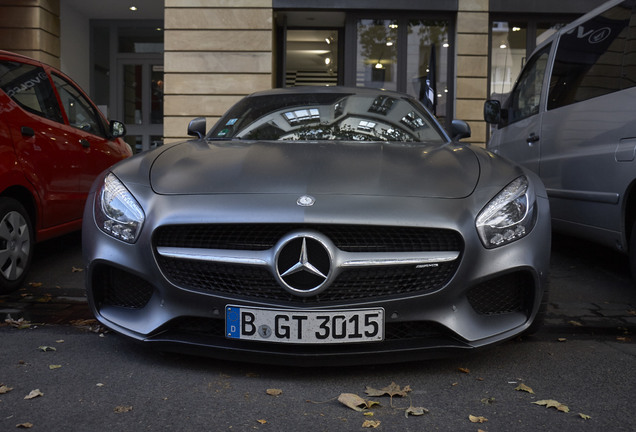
[0,185,38,232]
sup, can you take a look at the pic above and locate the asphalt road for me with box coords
[1,232,635,431]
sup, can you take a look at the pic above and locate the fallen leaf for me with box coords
[338,393,379,412]
[56,340,65,343]
[96,383,105,387]
[405,406,429,417]
[114,405,133,413]
[568,320,583,327]
[363,412,374,417]
[24,389,43,400]
[533,400,570,413]
[515,383,534,394]
[362,420,381,428]
[365,382,411,398]
[579,413,591,420]
[38,346,56,352]
[71,266,83,272]
[5,317,31,329]
[0,385,14,394]
[28,282,43,288]
[266,388,282,396]
[558,338,567,342]
[480,397,496,405]
[616,336,631,342]
[469,415,488,423]
[458,367,470,374]
[49,365,62,370]
[16,423,33,429]
[257,419,267,424]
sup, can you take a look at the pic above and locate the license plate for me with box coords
[225,305,384,344]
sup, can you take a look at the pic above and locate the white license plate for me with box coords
[225,305,384,344]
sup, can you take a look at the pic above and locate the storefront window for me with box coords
[356,19,399,90]
[490,21,527,101]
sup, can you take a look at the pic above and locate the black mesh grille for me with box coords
[466,272,534,315]
[93,266,154,309]
[154,224,462,252]
[156,257,459,304]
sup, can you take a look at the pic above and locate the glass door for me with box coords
[118,58,163,153]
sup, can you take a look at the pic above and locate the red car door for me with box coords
[0,61,83,231]
[49,72,131,195]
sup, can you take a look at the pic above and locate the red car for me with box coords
[0,50,131,293]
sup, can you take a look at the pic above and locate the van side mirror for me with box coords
[187,117,207,139]
[451,120,471,141]
[483,100,501,124]
[110,120,126,138]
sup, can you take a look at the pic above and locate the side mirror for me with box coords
[110,120,126,138]
[483,100,501,124]
[451,120,471,141]
[187,117,207,139]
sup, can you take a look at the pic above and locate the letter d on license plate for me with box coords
[226,306,384,344]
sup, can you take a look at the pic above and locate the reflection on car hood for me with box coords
[150,140,479,198]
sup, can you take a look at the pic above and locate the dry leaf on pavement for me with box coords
[469,415,488,423]
[266,389,282,396]
[338,393,379,412]
[24,389,43,400]
[114,405,133,413]
[365,382,411,398]
[362,420,381,428]
[515,383,534,394]
[533,399,570,413]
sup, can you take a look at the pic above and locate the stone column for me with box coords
[455,0,489,146]
[164,0,273,142]
[0,0,60,67]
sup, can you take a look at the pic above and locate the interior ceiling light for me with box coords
[500,43,507,49]
[129,6,138,11]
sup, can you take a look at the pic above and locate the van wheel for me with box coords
[0,198,34,294]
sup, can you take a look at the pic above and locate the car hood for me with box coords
[149,140,479,198]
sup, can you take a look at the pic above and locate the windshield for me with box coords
[208,92,447,143]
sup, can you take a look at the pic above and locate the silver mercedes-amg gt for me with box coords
[82,87,551,365]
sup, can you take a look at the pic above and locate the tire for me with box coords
[0,198,34,294]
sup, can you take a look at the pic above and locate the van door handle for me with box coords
[80,139,90,148]
[527,133,540,144]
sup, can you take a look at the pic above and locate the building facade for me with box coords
[0,0,607,149]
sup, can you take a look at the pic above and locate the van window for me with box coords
[548,1,634,110]
[0,60,63,123]
[500,44,550,127]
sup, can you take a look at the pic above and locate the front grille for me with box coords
[154,224,462,252]
[93,266,154,309]
[156,257,458,304]
[466,272,534,315]
[154,224,463,304]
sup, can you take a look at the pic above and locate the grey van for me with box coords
[484,0,636,279]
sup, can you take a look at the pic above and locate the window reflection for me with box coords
[356,19,398,90]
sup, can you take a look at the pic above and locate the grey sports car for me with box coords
[82,87,551,365]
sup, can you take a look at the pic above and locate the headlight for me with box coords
[476,176,536,248]
[95,173,145,243]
